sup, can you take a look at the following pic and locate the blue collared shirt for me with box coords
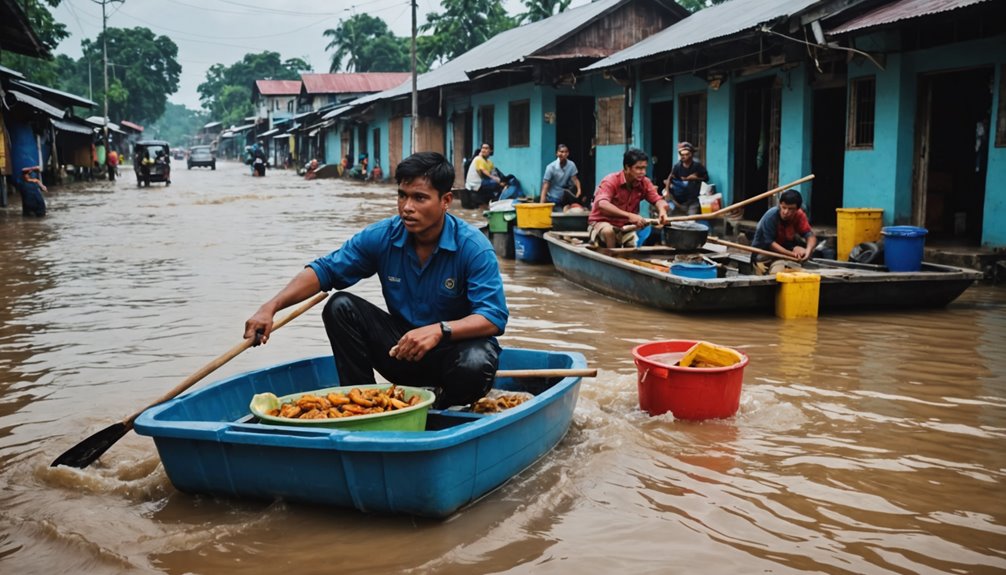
[308,213,508,333]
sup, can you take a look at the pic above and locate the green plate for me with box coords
[249,384,435,431]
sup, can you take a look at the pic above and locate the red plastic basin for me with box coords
[632,340,748,420]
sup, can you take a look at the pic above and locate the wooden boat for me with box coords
[134,348,586,518]
[544,231,983,313]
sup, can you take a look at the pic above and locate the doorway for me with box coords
[649,100,675,192]
[914,67,992,244]
[733,77,781,220]
[811,87,846,225]
[556,96,596,198]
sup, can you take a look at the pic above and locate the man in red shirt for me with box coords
[587,148,669,248]
[751,189,818,274]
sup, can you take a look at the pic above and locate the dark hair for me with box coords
[779,189,803,208]
[623,148,648,168]
[396,152,455,196]
[557,144,569,152]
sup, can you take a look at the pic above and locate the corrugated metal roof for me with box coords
[300,73,412,94]
[255,80,302,96]
[52,118,94,135]
[13,79,95,108]
[353,0,635,106]
[120,120,144,132]
[584,0,821,71]
[7,90,65,118]
[829,0,991,34]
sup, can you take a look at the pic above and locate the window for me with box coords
[479,105,495,148]
[508,100,530,147]
[997,64,1006,147]
[372,128,380,167]
[848,76,876,149]
[678,92,707,162]
[596,95,625,145]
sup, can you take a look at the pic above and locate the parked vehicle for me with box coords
[187,145,215,170]
[133,140,171,187]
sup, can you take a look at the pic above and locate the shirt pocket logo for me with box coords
[444,278,456,290]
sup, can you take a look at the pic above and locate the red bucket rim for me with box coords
[632,339,749,373]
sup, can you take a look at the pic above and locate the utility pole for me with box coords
[92,0,122,152]
[410,0,418,154]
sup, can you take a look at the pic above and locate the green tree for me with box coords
[81,27,181,124]
[197,52,308,123]
[322,14,419,73]
[676,0,728,12]
[147,102,207,146]
[420,0,516,65]
[0,0,70,85]
[519,0,572,23]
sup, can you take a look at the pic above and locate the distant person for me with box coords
[18,165,47,217]
[106,148,119,182]
[304,158,319,180]
[750,189,818,275]
[663,142,708,218]
[252,142,267,177]
[540,144,585,212]
[465,143,503,206]
[349,153,368,180]
[587,148,669,248]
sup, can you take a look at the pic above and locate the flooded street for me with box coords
[1,160,1004,574]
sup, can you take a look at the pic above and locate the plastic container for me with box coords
[775,271,821,319]
[514,227,552,263]
[882,226,927,272]
[836,208,883,261]
[670,262,716,279]
[515,202,554,229]
[487,210,516,233]
[250,384,436,431]
[550,212,588,232]
[491,229,515,259]
[632,340,748,419]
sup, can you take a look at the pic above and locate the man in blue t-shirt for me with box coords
[540,144,584,212]
[245,152,509,408]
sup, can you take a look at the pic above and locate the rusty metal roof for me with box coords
[829,0,991,34]
[254,80,302,96]
[299,73,411,94]
[584,0,821,71]
[120,120,144,132]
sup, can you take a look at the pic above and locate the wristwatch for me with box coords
[439,321,452,342]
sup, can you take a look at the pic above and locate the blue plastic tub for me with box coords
[670,262,717,279]
[881,226,927,272]
[514,227,552,263]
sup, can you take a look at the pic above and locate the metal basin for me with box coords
[661,222,709,250]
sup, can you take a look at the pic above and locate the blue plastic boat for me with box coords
[134,348,586,518]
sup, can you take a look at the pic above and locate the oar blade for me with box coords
[50,422,130,468]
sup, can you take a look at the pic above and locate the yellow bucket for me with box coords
[775,272,821,319]
[836,208,883,261]
[515,203,554,229]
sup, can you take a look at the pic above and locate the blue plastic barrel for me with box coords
[881,226,927,272]
[670,262,717,279]
[514,227,552,263]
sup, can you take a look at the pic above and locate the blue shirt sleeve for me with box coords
[307,223,384,291]
[465,242,509,334]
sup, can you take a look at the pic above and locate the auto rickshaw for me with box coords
[133,140,172,187]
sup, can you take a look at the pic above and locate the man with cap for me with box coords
[663,142,709,218]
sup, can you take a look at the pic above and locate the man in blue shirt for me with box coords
[539,144,584,212]
[245,152,509,408]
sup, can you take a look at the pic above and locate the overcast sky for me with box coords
[52,0,591,112]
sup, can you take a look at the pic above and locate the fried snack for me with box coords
[264,386,425,420]
[471,393,530,414]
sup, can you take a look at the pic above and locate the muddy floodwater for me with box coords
[1,161,1004,574]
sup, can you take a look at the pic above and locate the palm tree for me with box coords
[323,15,394,72]
[519,0,572,23]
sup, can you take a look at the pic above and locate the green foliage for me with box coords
[0,0,69,85]
[197,51,308,125]
[81,27,181,124]
[322,14,425,73]
[147,102,207,147]
[419,0,516,65]
[676,0,728,12]
[519,0,572,23]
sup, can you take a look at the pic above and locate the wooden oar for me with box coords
[706,236,801,262]
[51,291,330,469]
[622,174,816,232]
[495,368,597,378]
